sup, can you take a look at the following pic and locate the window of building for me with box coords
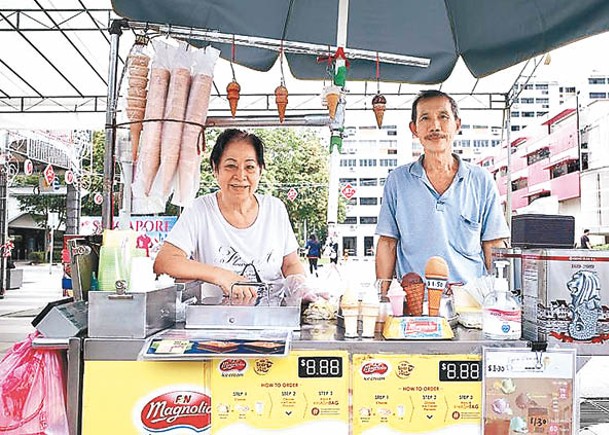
[589,92,607,99]
[535,84,548,90]
[527,191,551,205]
[537,111,548,117]
[491,140,501,147]
[549,159,580,179]
[359,178,377,186]
[524,84,533,90]
[511,177,528,192]
[347,198,357,206]
[522,112,535,118]
[380,159,398,167]
[461,124,470,129]
[359,197,378,206]
[454,139,471,147]
[535,98,549,104]
[512,112,520,117]
[340,159,356,167]
[511,125,521,131]
[521,98,534,104]
[339,178,356,186]
[359,216,378,225]
[359,159,377,167]
[589,77,606,85]
[342,216,357,224]
[387,149,397,154]
[526,147,550,165]
[379,178,386,186]
[473,140,489,148]
[387,130,397,136]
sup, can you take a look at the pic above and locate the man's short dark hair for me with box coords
[411,90,459,123]
[584,229,590,234]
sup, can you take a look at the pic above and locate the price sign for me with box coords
[298,356,343,378]
[482,348,576,435]
[438,360,481,382]
[341,183,356,200]
[287,187,298,202]
[93,192,103,205]
[43,164,55,185]
[24,159,34,176]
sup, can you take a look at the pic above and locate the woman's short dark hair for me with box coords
[210,129,266,171]
[411,90,459,123]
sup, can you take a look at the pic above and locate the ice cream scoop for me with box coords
[401,272,424,316]
[387,282,405,316]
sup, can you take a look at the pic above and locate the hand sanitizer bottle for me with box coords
[482,260,521,340]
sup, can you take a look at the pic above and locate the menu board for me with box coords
[211,350,350,434]
[483,347,576,435]
[352,354,482,434]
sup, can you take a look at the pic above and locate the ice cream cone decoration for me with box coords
[275,84,288,123]
[226,80,241,117]
[324,86,341,119]
[372,93,387,129]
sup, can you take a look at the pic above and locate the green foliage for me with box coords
[28,251,46,264]
[80,130,106,217]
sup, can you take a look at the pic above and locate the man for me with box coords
[375,90,510,286]
[580,229,591,249]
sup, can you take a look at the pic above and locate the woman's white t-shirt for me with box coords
[165,192,299,297]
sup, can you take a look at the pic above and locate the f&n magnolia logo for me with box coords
[135,387,211,433]
[360,359,390,381]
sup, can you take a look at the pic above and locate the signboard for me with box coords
[64,170,74,185]
[93,192,103,205]
[43,164,55,185]
[287,187,298,201]
[211,350,349,434]
[80,216,177,257]
[340,183,356,200]
[483,348,576,435]
[352,354,482,434]
[24,159,34,176]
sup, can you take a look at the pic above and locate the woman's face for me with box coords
[214,139,262,199]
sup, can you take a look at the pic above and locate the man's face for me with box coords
[409,96,461,154]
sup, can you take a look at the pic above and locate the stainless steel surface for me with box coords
[68,238,100,301]
[32,337,70,350]
[35,300,88,338]
[67,337,83,435]
[88,285,176,338]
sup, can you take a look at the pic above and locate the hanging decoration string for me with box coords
[230,34,236,80]
[279,39,285,86]
[376,52,381,93]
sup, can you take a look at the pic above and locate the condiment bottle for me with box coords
[482,260,521,340]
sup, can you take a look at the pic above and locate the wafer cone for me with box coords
[126,107,145,161]
[275,84,288,122]
[404,283,425,316]
[226,80,241,117]
[326,92,340,119]
[428,288,443,316]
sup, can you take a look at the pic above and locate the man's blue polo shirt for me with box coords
[375,154,510,284]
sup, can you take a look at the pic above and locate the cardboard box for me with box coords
[521,249,609,343]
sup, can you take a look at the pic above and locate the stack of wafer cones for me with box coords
[275,84,288,122]
[372,93,387,129]
[127,53,150,161]
[226,80,241,117]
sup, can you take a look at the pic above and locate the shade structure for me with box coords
[112,0,609,83]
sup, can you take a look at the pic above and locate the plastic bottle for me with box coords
[90,271,99,291]
[482,260,521,340]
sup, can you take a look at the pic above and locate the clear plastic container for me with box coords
[482,260,522,340]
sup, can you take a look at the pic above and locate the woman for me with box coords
[305,234,321,276]
[154,129,307,300]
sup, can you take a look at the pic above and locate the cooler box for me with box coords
[520,249,609,344]
[511,214,575,248]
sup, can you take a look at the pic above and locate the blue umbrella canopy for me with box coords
[112,0,609,83]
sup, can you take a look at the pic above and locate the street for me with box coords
[0,263,64,357]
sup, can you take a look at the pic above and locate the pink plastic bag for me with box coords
[0,332,69,434]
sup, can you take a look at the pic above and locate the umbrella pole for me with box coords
[504,96,512,230]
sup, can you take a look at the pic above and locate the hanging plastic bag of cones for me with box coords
[126,36,151,162]
[371,52,386,129]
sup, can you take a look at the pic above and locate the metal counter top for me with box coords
[83,321,608,361]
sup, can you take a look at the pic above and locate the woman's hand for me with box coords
[215,268,258,299]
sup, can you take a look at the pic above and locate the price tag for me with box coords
[482,348,576,435]
[155,340,190,354]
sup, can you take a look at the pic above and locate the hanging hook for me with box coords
[230,34,237,81]
[376,52,381,94]
[279,40,286,87]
